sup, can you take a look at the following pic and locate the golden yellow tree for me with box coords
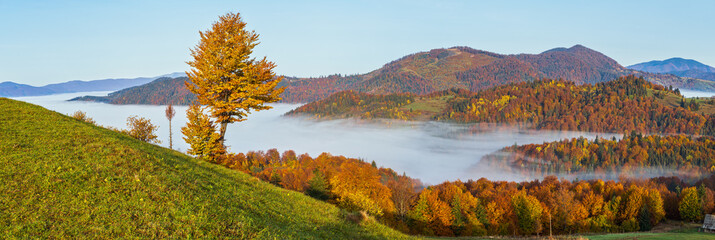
[182,104,225,162]
[186,12,284,144]
[329,161,394,216]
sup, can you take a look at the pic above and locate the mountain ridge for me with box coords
[628,58,715,83]
[71,45,715,105]
[279,45,715,102]
[0,72,187,97]
[628,57,715,73]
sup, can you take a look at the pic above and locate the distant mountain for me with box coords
[157,72,188,78]
[669,70,715,82]
[628,58,715,83]
[0,82,56,97]
[70,77,196,105]
[280,45,715,103]
[628,58,715,73]
[43,77,154,93]
[0,72,186,97]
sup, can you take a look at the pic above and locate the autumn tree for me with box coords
[125,115,160,144]
[679,187,702,222]
[185,12,284,146]
[165,104,176,149]
[182,104,225,162]
[71,111,96,124]
[329,161,394,216]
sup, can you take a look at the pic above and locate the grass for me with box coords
[582,228,713,240]
[400,95,452,120]
[0,98,410,239]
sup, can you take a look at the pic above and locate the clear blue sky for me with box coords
[2,0,714,86]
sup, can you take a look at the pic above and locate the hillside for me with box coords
[70,77,196,105]
[0,98,408,239]
[223,149,715,237]
[628,58,715,82]
[288,76,715,136]
[480,133,715,181]
[279,45,714,103]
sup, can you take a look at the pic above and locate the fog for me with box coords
[680,89,715,98]
[472,151,704,183]
[16,92,620,184]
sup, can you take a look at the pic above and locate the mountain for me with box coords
[628,58,715,82]
[0,97,407,239]
[43,77,155,93]
[280,45,715,103]
[70,77,196,105]
[70,46,715,105]
[0,81,57,97]
[628,57,715,73]
[289,76,715,136]
[0,72,186,97]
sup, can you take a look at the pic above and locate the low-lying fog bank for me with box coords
[680,89,715,98]
[473,151,707,183]
[15,92,628,184]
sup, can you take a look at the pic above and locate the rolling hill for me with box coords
[0,97,408,239]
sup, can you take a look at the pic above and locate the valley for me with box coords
[4,2,715,238]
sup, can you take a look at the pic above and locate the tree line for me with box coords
[209,149,715,237]
[481,133,715,182]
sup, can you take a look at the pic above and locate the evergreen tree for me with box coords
[679,187,702,222]
[306,169,330,200]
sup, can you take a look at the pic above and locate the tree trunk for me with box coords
[219,122,228,145]
[168,120,173,149]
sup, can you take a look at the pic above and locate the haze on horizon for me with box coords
[2,0,715,86]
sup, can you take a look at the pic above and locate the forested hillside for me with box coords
[70,77,196,105]
[279,45,713,103]
[290,76,715,136]
[480,133,715,181]
[212,148,715,237]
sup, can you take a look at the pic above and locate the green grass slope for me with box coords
[0,98,409,239]
[583,226,713,240]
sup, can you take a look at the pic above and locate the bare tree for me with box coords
[165,104,176,149]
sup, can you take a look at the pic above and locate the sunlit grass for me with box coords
[0,98,409,239]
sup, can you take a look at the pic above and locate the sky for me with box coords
[2,0,714,86]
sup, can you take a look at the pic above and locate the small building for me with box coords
[704,214,715,233]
